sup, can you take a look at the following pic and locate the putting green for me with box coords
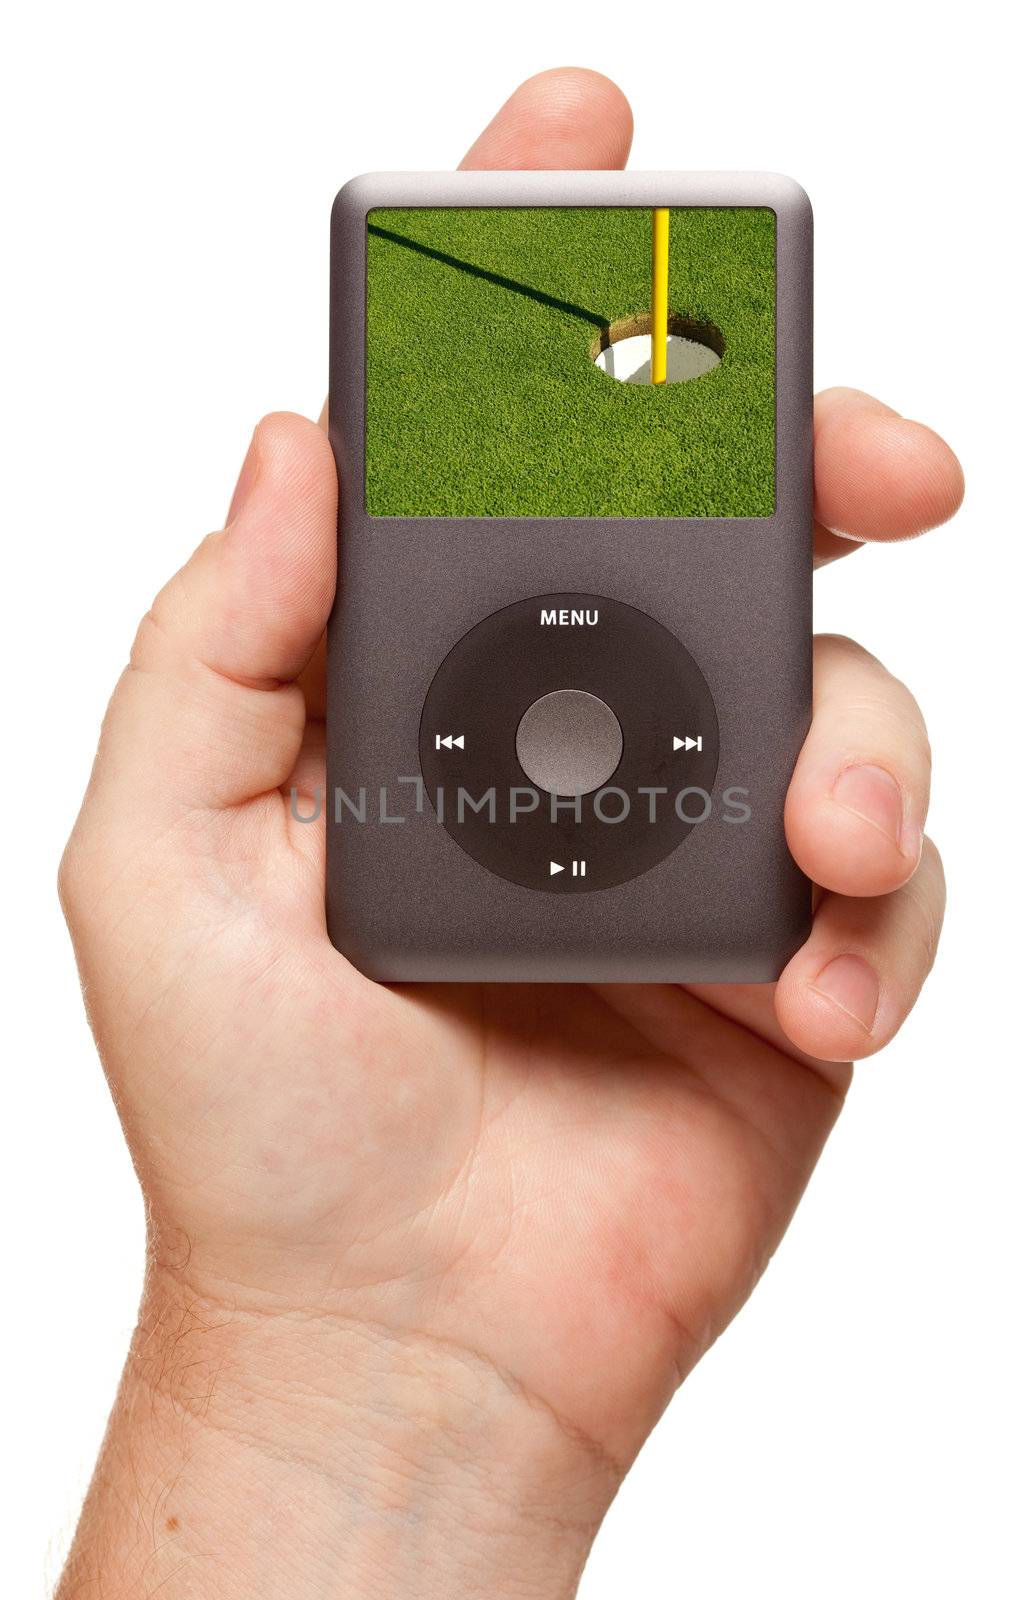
[366,206,775,518]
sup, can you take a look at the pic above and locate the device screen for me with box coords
[365,207,774,519]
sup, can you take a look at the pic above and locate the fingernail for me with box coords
[831,764,914,855]
[812,953,880,1034]
[228,431,260,523]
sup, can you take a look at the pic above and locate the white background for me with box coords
[3,2,1029,1594]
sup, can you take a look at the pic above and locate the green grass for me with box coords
[366,206,775,518]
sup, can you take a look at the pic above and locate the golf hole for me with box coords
[593,313,724,385]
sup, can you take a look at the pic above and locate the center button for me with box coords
[515,690,624,797]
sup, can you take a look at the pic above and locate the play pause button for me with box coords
[549,860,587,877]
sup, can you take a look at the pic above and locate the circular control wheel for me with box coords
[419,593,720,892]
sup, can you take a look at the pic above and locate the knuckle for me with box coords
[813,641,933,792]
[900,841,946,971]
[129,603,173,673]
[918,835,946,909]
[813,632,881,673]
[57,822,93,923]
[129,530,224,675]
[884,668,931,753]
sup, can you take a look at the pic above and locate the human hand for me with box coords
[58,68,963,1600]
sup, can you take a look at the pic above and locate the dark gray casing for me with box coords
[327,172,813,982]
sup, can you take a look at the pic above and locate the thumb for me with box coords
[82,412,336,823]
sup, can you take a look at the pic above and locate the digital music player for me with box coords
[326,172,813,982]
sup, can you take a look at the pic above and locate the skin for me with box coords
[57,67,963,1600]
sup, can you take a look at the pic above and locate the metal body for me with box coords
[327,171,813,982]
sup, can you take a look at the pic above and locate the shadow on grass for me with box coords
[368,223,608,330]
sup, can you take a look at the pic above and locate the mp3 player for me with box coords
[326,172,812,982]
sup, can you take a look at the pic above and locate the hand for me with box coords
[58,68,962,1600]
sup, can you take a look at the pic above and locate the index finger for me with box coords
[813,387,964,566]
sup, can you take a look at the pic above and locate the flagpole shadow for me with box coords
[368,223,608,330]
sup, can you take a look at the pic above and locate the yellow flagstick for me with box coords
[651,207,670,384]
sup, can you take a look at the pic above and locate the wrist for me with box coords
[60,1269,619,1600]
